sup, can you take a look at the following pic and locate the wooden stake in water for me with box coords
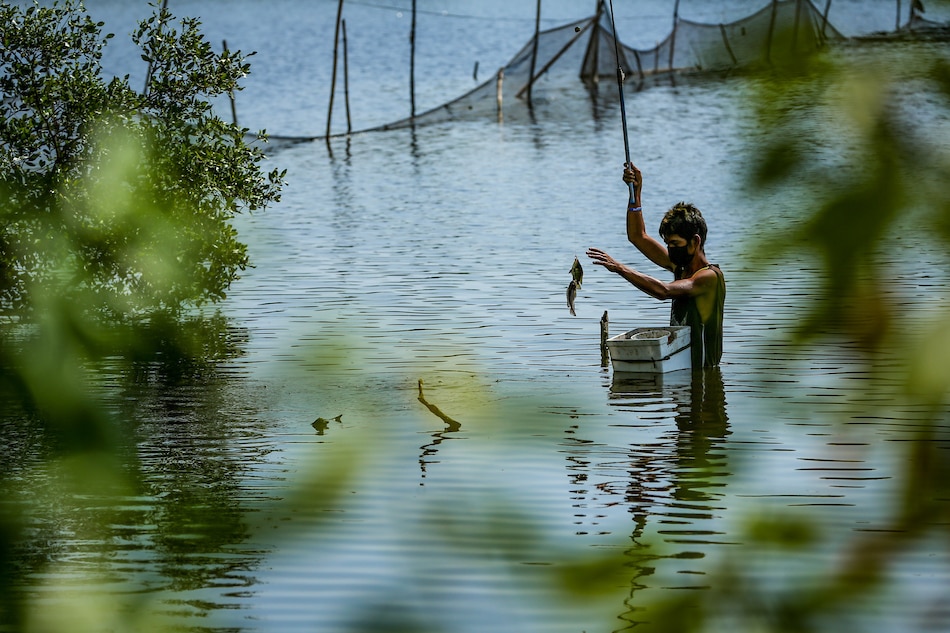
[496,68,504,122]
[342,19,352,134]
[526,0,542,108]
[765,0,778,65]
[410,0,417,118]
[668,0,680,71]
[820,0,833,43]
[326,0,345,142]
[600,311,610,367]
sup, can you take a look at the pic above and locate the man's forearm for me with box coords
[617,265,669,300]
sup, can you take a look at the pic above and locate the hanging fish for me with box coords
[570,256,583,288]
[567,279,578,316]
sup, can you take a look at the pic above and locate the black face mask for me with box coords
[667,243,692,268]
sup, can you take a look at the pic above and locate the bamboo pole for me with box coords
[516,21,591,99]
[590,0,601,83]
[668,0,680,71]
[896,0,902,30]
[342,20,352,134]
[719,24,738,66]
[792,0,802,54]
[765,0,778,64]
[326,0,344,142]
[496,68,504,122]
[410,0,417,118]
[820,0,832,43]
[527,0,542,107]
[580,1,604,83]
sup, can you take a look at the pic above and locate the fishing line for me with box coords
[607,0,635,199]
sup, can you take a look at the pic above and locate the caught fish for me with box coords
[570,256,583,288]
[567,279,578,316]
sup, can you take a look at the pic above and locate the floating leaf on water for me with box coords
[312,414,343,433]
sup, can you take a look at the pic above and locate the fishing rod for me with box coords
[607,0,635,199]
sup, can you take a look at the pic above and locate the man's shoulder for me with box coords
[693,265,725,294]
[696,264,724,278]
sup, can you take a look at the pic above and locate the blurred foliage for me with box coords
[0,2,287,630]
[618,9,950,633]
[2,1,950,632]
[0,0,285,318]
[747,21,950,365]
[0,0,287,473]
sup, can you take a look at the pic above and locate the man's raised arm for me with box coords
[623,164,673,272]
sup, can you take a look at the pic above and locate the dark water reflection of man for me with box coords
[603,367,730,628]
[670,367,730,507]
[672,366,729,435]
[608,367,730,533]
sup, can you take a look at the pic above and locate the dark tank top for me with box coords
[670,264,725,368]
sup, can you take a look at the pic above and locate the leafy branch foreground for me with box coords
[2,1,950,633]
[0,0,285,320]
[0,6,285,628]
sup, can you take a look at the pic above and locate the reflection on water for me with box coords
[0,338,284,628]
[566,369,729,534]
[605,369,731,626]
[417,379,463,485]
[564,369,730,601]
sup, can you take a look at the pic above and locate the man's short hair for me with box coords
[659,202,707,246]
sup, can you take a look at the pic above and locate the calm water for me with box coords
[7,1,950,631]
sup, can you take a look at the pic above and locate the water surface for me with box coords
[7,1,950,631]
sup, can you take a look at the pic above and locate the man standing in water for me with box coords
[586,164,725,368]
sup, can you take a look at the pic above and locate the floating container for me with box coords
[606,326,691,374]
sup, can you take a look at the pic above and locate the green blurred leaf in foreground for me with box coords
[0,4,286,628]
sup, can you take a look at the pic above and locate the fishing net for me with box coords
[361,0,845,133]
[363,15,604,131]
[263,0,846,142]
[634,0,842,78]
